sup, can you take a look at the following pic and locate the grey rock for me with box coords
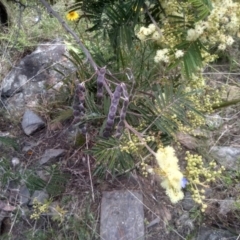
[197,227,236,240]
[182,192,196,211]
[19,185,30,206]
[22,141,40,152]
[146,217,160,228]
[7,181,30,206]
[39,148,65,165]
[175,212,195,235]
[36,170,49,182]
[210,146,240,171]
[1,39,76,115]
[7,180,19,190]
[100,191,144,240]
[206,114,223,130]
[1,40,65,97]
[21,109,45,135]
[219,199,240,215]
[29,190,49,205]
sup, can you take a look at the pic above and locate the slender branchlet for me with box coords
[103,85,123,138]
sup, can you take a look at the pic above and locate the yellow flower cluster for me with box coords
[119,133,155,154]
[136,23,161,41]
[136,0,240,67]
[51,205,67,223]
[202,0,240,50]
[30,198,50,220]
[185,151,225,211]
[155,146,184,203]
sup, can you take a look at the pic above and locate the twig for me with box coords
[208,127,229,154]
[86,133,95,202]
[202,72,240,75]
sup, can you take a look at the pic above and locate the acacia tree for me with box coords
[38,0,239,207]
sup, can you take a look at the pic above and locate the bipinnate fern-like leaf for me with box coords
[176,40,203,78]
[190,0,213,21]
[25,166,67,197]
[91,137,134,177]
[69,0,145,52]
[136,84,203,137]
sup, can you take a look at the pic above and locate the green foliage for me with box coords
[222,158,240,187]
[91,137,135,177]
[69,0,217,76]
[0,1,63,53]
[189,0,213,21]
[0,159,67,197]
[0,136,19,150]
[63,24,206,177]
[70,198,98,239]
[177,40,204,78]
[70,0,149,55]
[25,165,68,197]
[0,158,20,187]
[133,84,203,135]
[51,108,73,123]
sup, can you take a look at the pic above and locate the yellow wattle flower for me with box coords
[155,146,184,203]
[66,11,79,21]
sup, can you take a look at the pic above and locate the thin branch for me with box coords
[86,133,95,202]
[144,4,162,36]
[39,0,98,72]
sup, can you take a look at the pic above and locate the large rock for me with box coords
[100,191,144,240]
[197,227,236,240]
[0,39,75,115]
[210,146,240,171]
[21,109,45,135]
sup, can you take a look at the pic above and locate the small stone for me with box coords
[211,146,240,171]
[219,199,240,215]
[22,141,39,152]
[39,149,65,165]
[206,114,223,130]
[29,190,49,206]
[197,226,236,240]
[21,109,45,135]
[19,185,30,206]
[182,192,196,211]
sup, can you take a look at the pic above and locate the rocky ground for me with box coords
[0,40,240,239]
